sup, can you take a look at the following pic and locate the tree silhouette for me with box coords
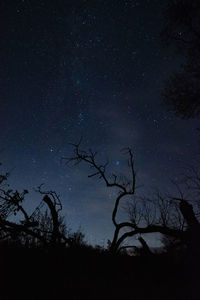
[0,170,70,247]
[63,141,137,253]
[64,141,200,254]
[161,0,200,119]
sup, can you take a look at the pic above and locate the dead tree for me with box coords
[63,141,189,254]
[0,173,69,247]
[35,184,70,247]
[64,141,200,255]
[63,141,137,252]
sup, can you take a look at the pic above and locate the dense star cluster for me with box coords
[0,0,199,245]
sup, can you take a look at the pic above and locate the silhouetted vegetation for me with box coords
[161,0,200,119]
[64,141,200,259]
[0,147,199,299]
[2,0,200,290]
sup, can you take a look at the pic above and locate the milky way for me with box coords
[1,0,199,246]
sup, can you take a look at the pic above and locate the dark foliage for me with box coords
[161,0,200,119]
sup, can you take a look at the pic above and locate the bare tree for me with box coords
[35,184,69,246]
[0,170,70,247]
[63,141,195,254]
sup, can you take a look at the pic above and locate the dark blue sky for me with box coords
[1,0,199,246]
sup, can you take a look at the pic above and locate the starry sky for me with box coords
[1,0,199,246]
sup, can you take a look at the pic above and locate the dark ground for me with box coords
[0,244,199,300]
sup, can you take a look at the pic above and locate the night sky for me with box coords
[1,0,199,246]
